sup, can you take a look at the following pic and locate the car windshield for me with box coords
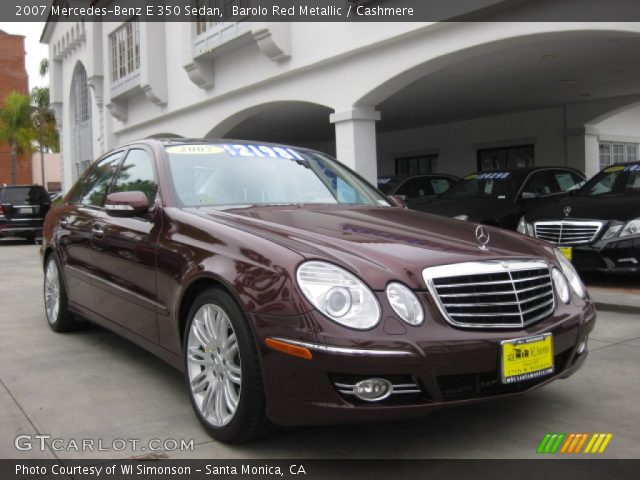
[165,143,391,207]
[377,176,403,194]
[438,172,517,200]
[580,164,640,196]
[0,186,49,205]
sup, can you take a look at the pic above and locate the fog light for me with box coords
[353,378,393,402]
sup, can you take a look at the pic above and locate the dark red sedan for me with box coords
[42,139,596,443]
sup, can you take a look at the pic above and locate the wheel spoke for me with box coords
[187,347,212,367]
[190,372,209,394]
[204,305,217,341]
[192,318,210,347]
[227,364,241,384]
[223,378,239,411]
[214,381,225,424]
[201,381,216,417]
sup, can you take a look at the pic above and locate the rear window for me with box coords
[0,186,50,205]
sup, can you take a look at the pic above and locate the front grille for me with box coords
[534,220,603,245]
[423,260,555,328]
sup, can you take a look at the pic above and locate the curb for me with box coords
[593,302,640,314]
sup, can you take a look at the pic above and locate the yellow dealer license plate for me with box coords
[559,246,573,261]
[501,333,554,384]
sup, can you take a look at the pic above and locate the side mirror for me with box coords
[105,191,149,216]
[388,195,407,208]
[521,192,538,200]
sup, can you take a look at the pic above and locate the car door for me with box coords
[57,152,123,313]
[89,147,162,342]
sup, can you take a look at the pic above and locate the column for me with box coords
[565,125,600,178]
[329,107,381,184]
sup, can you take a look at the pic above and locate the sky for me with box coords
[0,22,50,90]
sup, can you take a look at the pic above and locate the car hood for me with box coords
[525,194,640,222]
[188,205,554,290]
[413,196,510,222]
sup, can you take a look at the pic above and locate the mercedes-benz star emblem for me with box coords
[564,206,572,217]
[475,225,490,250]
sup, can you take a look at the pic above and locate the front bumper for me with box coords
[251,296,596,426]
[571,237,640,273]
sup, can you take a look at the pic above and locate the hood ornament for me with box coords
[475,225,490,250]
[563,206,572,217]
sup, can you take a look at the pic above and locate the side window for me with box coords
[522,172,557,196]
[67,171,93,205]
[79,152,123,207]
[110,149,158,206]
[397,177,434,199]
[553,171,583,192]
[431,177,454,195]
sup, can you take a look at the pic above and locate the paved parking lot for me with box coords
[1,240,639,460]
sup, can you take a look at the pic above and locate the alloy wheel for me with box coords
[44,258,61,324]
[186,304,242,427]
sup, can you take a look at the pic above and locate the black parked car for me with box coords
[0,185,51,241]
[519,161,640,273]
[411,167,585,230]
[377,174,458,202]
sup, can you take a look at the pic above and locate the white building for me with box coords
[41,3,640,191]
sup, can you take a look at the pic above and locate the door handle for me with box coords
[91,224,104,238]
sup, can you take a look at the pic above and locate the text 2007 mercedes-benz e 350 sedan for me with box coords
[41,139,596,443]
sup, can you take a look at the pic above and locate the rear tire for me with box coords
[184,287,275,443]
[43,254,81,332]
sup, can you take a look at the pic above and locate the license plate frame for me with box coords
[500,333,554,384]
[18,207,34,215]
[558,246,573,261]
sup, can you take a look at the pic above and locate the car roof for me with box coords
[378,173,458,180]
[600,160,640,169]
[464,166,584,179]
[128,137,317,153]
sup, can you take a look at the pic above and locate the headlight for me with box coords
[554,249,586,299]
[296,261,381,329]
[454,214,468,221]
[386,282,424,326]
[619,218,640,237]
[551,268,571,304]
[516,216,534,236]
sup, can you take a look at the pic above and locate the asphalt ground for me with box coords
[0,239,639,461]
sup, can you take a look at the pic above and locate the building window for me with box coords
[395,154,438,175]
[599,142,639,170]
[75,160,91,178]
[110,19,140,83]
[477,145,534,171]
[195,0,250,35]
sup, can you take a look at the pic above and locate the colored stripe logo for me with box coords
[537,433,613,454]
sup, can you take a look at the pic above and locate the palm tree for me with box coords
[0,91,34,185]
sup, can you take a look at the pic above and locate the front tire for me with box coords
[43,254,80,332]
[184,288,274,443]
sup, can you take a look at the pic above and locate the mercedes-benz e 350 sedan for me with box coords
[42,139,596,443]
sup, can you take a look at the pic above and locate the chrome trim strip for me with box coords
[271,337,414,357]
[423,259,555,329]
